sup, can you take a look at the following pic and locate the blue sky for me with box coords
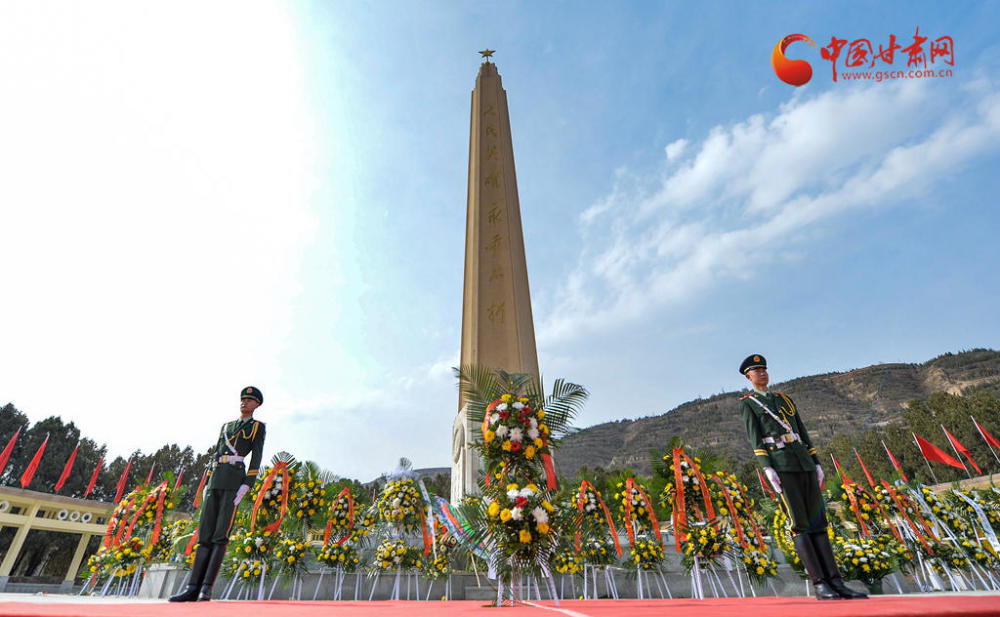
[1,1,998,482]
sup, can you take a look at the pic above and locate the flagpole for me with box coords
[971,415,1000,466]
[881,439,907,484]
[913,433,939,484]
[941,425,972,479]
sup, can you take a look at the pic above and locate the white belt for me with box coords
[218,455,245,465]
[763,433,800,449]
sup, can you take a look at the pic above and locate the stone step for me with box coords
[464,585,497,601]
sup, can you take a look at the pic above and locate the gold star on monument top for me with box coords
[479,49,496,62]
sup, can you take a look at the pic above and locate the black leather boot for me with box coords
[793,534,841,600]
[809,531,868,599]
[169,544,211,602]
[198,543,228,601]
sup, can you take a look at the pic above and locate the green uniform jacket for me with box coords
[207,417,265,490]
[739,391,818,472]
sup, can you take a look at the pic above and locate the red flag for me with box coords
[914,434,965,470]
[882,441,908,483]
[84,457,103,498]
[193,469,208,508]
[973,417,1000,449]
[0,428,20,476]
[145,462,155,486]
[174,467,185,491]
[20,434,49,488]
[113,459,132,503]
[830,454,850,485]
[854,448,876,488]
[54,444,79,492]
[943,427,982,474]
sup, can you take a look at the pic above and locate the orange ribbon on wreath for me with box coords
[710,475,747,549]
[184,527,199,556]
[903,490,940,544]
[103,497,131,548]
[574,480,622,556]
[419,506,432,556]
[193,469,208,508]
[124,481,169,543]
[250,461,290,533]
[840,478,870,538]
[735,481,767,551]
[149,482,169,547]
[623,477,661,549]
[670,448,716,551]
[112,496,138,547]
[540,435,558,491]
[323,487,356,547]
[858,484,903,543]
[881,480,935,554]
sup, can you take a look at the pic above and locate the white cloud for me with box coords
[664,138,688,162]
[540,80,1000,345]
[0,3,317,457]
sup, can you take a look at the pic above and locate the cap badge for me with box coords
[753,355,760,362]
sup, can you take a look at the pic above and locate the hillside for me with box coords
[555,349,1000,477]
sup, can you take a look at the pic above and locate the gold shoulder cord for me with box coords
[777,393,796,416]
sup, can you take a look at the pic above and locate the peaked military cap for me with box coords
[739,354,767,375]
[240,386,263,404]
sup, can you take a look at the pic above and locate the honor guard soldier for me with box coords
[738,355,866,601]
[170,386,266,602]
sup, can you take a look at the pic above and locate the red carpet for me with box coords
[0,597,998,617]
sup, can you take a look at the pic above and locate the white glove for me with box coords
[816,465,825,487]
[233,484,250,506]
[763,467,782,494]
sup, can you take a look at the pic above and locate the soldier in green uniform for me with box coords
[170,386,266,602]
[738,355,866,600]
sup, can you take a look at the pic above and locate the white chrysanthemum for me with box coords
[511,507,523,521]
[527,428,539,440]
[490,413,500,425]
[519,487,535,498]
[497,403,508,411]
[510,427,523,442]
[254,537,264,547]
[495,424,509,437]
[529,417,538,428]
[531,507,548,524]
[507,488,520,499]
[585,503,597,512]
[512,402,524,410]
[392,498,401,508]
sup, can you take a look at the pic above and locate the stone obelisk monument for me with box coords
[451,51,540,501]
